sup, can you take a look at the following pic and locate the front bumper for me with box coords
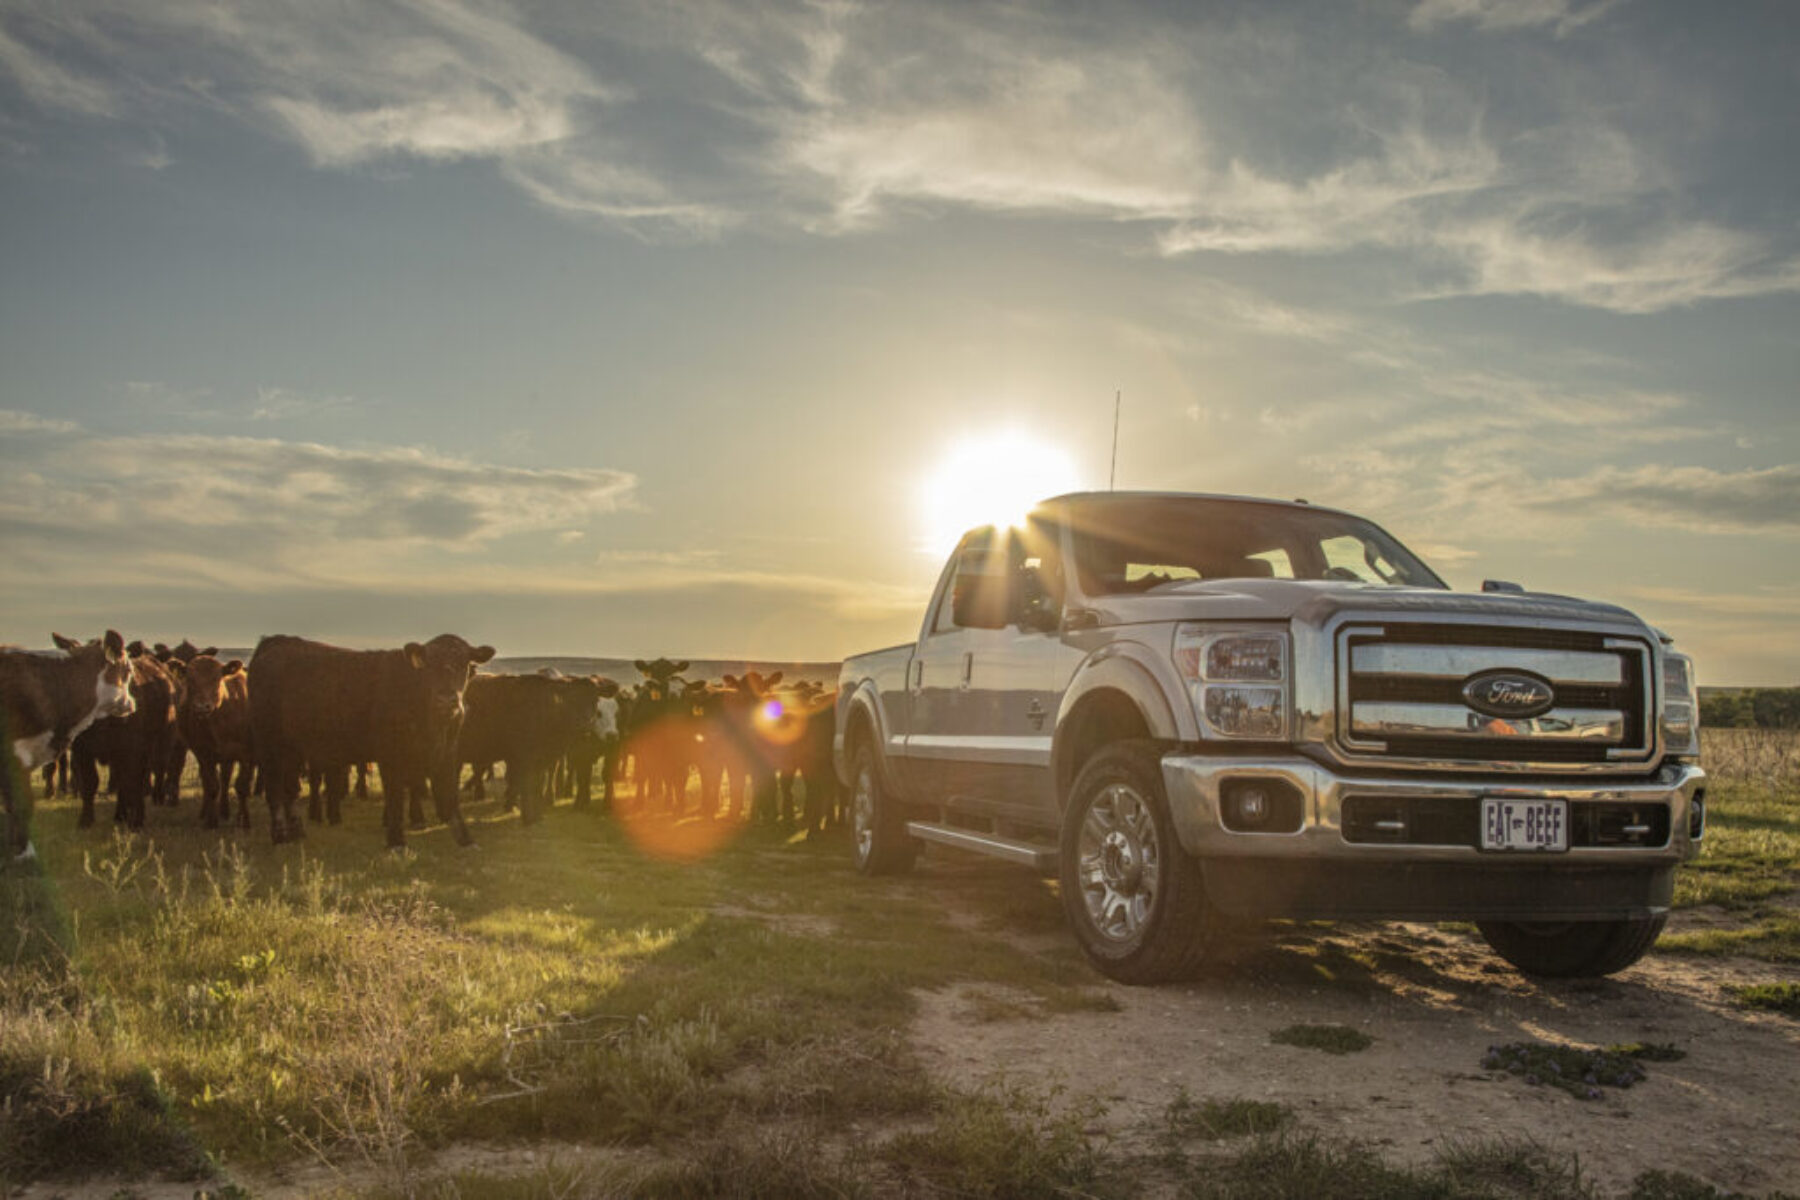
[1159,754,1706,921]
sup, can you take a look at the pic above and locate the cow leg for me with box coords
[324,765,347,826]
[199,753,221,829]
[408,769,428,828]
[376,759,408,849]
[354,763,370,802]
[428,764,473,847]
[232,761,254,829]
[74,750,100,829]
[306,767,323,823]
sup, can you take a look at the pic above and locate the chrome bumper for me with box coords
[1160,753,1706,863]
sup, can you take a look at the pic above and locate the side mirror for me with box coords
[1481,579,1525,594]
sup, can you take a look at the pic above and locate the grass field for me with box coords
[4,732,1797,1197]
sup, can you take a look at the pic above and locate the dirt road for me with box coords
[913,909,1800,1196]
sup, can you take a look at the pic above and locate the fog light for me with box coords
[1235,786,1270,826]
[1220,777,1305,834]
[1689,792,1706,841]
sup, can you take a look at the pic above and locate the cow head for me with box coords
[53,629,135,720]
[404,634,497,751]
[182,655,244,716]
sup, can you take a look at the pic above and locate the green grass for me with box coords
[1269,1023,1373,1055]
[0,785,1103,1187]
[1479,1041,1668,1101]
[1161,1091,1293,1143]
[1731,982,1800,1016]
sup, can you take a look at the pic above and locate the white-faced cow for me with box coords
[248,634,495,848]
[70,649,179,831]
[0,631,133,859]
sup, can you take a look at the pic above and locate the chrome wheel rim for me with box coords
[1077,783,1161,944]
[852,766,875,863]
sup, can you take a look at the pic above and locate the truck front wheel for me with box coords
[851,740,918,876]
[1476,915,1667,979]
[1060,742,1219,984]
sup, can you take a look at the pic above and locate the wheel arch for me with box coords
[1052,672,1179,814]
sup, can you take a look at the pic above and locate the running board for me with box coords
[905,821,1057,871]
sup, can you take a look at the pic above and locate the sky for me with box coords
[1,0,1796,683]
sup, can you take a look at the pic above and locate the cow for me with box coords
[623,659,691,814]
[781,680,841,837]
[248,634,495,848]
[147,639,217,807]
[70,649,179,831]
[564,677,626,813]
[458,674,619,824]
[0,631,134,859]
[713,672,785,821]
[177,654,254,830]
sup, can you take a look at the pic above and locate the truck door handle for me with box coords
[961,651,973,688]
[912,660,924,691]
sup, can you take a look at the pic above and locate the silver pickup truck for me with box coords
[833,491,1705,983]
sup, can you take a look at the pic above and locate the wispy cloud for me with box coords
[1519,464,1800,535]
[0,428,638,557]
[0,408,80,434]
[1407,0,1624,36]
[3,1,1795,313]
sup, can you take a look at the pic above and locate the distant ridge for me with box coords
[488,657,840,685]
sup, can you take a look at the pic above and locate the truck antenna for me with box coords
[1109,390,1121,491]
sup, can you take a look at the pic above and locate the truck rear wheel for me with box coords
[1476,915,1667,979]
[851,740,917,876]
[1060,742,1219,984]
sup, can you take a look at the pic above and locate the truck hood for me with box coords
[1082,578,1652,634]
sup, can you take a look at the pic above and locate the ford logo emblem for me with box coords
[1462,670,1555,719]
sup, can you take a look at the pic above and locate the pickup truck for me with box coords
[833,491,1705,983]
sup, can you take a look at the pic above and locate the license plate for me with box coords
[1480,798,1568,852]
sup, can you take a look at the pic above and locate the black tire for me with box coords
[1059,741,1221,984]
[1476,914,1667,979]
[850,739,917,876]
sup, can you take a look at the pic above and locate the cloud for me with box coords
[1407,0,1624,36]
[1519,464,1800,535]
[0,429,639,566]
[0,19,118,117]
[5,2,1796,312]
[0,408,79,434]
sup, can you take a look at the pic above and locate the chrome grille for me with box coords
[1337,623,1654,768]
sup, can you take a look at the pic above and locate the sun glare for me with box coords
[919,431,1083,554]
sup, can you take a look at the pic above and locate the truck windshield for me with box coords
[1063,496,1446,595]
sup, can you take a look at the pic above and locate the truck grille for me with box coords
[1336,622,1655,769]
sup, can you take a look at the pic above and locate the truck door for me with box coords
[946,519,1082,824]
[903,533,985,800]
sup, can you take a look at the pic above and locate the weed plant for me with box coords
[1269,1023,1373,1054]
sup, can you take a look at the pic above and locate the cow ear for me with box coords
[405,642,427,670]
[765,671,784,688]
[126,639,146,658]
[52,633,79,652]
[154,642,171,656]
[673,661,690,675]
[201,646,219,658]
[634,659,651,675]
[223,660,244,676]
[472,645,496,664]
[102,630,127,662]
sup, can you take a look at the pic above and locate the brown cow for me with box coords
[0,631,133,858]
[249,634,495,848]
[71,650,179,831]
[178,655,254,830]
[458,674,619,824]
[147,639,216,808]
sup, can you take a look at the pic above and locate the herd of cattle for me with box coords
[0,631,840,859]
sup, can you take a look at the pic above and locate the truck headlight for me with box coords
[1662,651,1699,759]
[1176,626,1290,740]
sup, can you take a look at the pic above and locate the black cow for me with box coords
[248,634,495,847]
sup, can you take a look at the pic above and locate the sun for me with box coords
[919,431,1084,554]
